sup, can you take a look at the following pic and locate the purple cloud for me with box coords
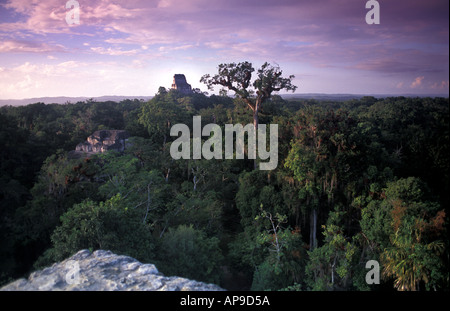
[0,0,448,98]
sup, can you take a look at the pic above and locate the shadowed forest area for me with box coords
[1,90,449,291]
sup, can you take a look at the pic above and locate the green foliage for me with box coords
[0,94,448,291]
[251,260,290,291]
[156,225,223,284]
[168,186,224,236]
[378,178,446,290]
[9,152,103,276]
[382,223,445,291]
[359,176,447,291]
[138,90,191,145]
[305,206,358,290]
[48,195,154,265]
[235,170,286,230]
[252,224,306,291]
[360,199,392,250]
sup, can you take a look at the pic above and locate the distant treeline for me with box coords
[0,90,448,291]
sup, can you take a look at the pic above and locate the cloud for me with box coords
[157,44,197,54]
[430,80,449,90]
[1,0,68,34]
[1,0,149,36]
[81,1,147,22]
[90,46,138,56]
[354,58,421,74]
[0,69,41,98]
[0,0,448,97]
[13,62,38,73]
[410,76,424,88]
[2,0,448,60]
[0,40,65,53]
[0,59,155,99]
[8,61,86,78]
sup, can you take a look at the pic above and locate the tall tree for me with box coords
[201,62,297,132]
[284,108,359,250]
[201,62,297,168]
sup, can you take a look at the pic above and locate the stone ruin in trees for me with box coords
[69,130,130,158]
[171,74,193,95]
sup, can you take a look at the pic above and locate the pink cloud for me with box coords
[0,39,65,53]
[1,0,448,55]
[90,46,138,56]
[410,76,425,88]
[0,0,448,97]
[431,80,449,90]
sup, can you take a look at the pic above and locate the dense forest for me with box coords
[0,89,448,291]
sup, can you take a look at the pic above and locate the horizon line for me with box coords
[1,92,448,106]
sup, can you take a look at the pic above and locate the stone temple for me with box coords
[171,74,193,95]
[68,130,130,158]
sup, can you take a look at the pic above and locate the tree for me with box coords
[305,206,358,290]
[359,177,447,290]
[139,89,191,148]
[201,62,297,168]
[44,195,155,265]
[284,108,360,250]
[378,178,447,290]
[382,221,445,291]
[201,61,297,130]
[235,170,286,231]
[252,208,305,291]
[156,225,223,284]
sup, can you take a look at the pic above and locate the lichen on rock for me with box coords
[1,249,225,291]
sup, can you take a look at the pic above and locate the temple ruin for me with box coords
[171,74,193,95]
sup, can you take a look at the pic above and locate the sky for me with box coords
[0,0,448,99]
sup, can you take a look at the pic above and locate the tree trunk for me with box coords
[331,263,334,286]
[253,106,259,131]
[310,208,318,250]
[143,183,151,223]
[313,208,317,249]
[165,168,170,183]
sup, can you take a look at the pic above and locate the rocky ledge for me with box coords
[1,250,224,291]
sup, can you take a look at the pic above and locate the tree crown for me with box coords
[200,61,297,111]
